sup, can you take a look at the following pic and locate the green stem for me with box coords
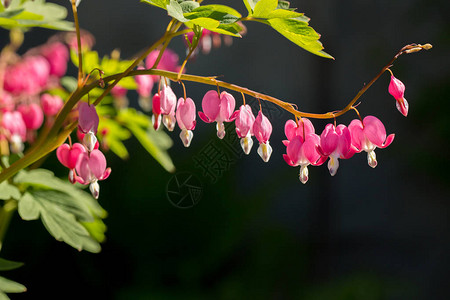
[0,200,17,252]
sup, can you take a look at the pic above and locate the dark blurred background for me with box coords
[2,0,450,299]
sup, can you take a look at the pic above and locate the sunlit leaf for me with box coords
[0,182,20,200]
[0,276,26,294]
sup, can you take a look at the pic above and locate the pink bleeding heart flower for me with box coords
[111,85,127,98]
[235,104,255,155]
[318,124,355,176]
[41,42,69,78]
[176,97,196,147]
[198,90,238,139]
[145,49,180,81]
[135,67,154,98]
[388,75,409,117]
[76,149,111,199]
[348,116,395,168]
[56,142,86,183]
[159,84,177,131]
[78,102,99,134]
[17,103,44,130]
[77,129,99,150]
[1,111,26,153]
[40,94,64,116]
[252,111,273,162]
[152,93,162,131]
[282,119,325,183]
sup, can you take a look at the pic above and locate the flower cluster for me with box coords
[283,116,394,183]
[57,102,111,199]
[0,41,67,155]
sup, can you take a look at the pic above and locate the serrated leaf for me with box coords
[0,258,23,272]
[0,182,20,200]
[18,192,39,221]
[268,18,334,59]
[0,276,26,294]
[179,1,199,13]
[253,0,278,18]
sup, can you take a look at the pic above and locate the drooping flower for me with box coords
[75,149,111,199]
[152,93,162,130]
[17,103,44,130]
[159,84,177,131]
[348,116,395,168]
[235,104,255,154]
[318,123,355,176]
[40,94,64,116]
[253,111,272,162]
[41,42,69,78]
[1,111,26,153]
[56,142,86,183]
[176,97,196,147]
[198,90,238,139]
[282,119,325,183]
[388,75,409,117]
[145,49,181,81]
[78,102,99,134]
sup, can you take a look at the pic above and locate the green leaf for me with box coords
[253,0,278,18]
[167,0,188,22]
[0,0,73,31]
[277,0,292,10]
[14,169,107,252]
[141,0,170,10]
[60,76,78,93]
[98,117,131,160]
[0,276,26,294]
[265,9,303,19]
[0,182,20,200]
[179,1,199,13]
[267,18,334,59]
[0,258,23,272]
[117,109,175,172]
[17,192,39,221]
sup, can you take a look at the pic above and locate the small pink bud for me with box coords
[40,94,64,116]
[17,103,44,130]
[78,102,99,134]
[388,75,409,117]
[253,111,273,162]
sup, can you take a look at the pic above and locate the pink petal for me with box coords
[201,90,220,121]
[78,102,99,134]
[320,123,339,156]
[363,116,387,147]
[160,86,176,115]
[75,152,92,183]
[176,97,196,130]
[235,105,255,138]
[152,93,161,115]
[198,111,212,123]
[253,111,272,144]
[17,103,44,130]
[303,134,321,164]
[335,125,351,158]
[283,154,296,167]
[286,135,303,166]
[348,119,364,151]
[218,91,236,122]
[388,76,405,100]
[284,119,298,141]
[88,149,107,180]
[379,133,395,149]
